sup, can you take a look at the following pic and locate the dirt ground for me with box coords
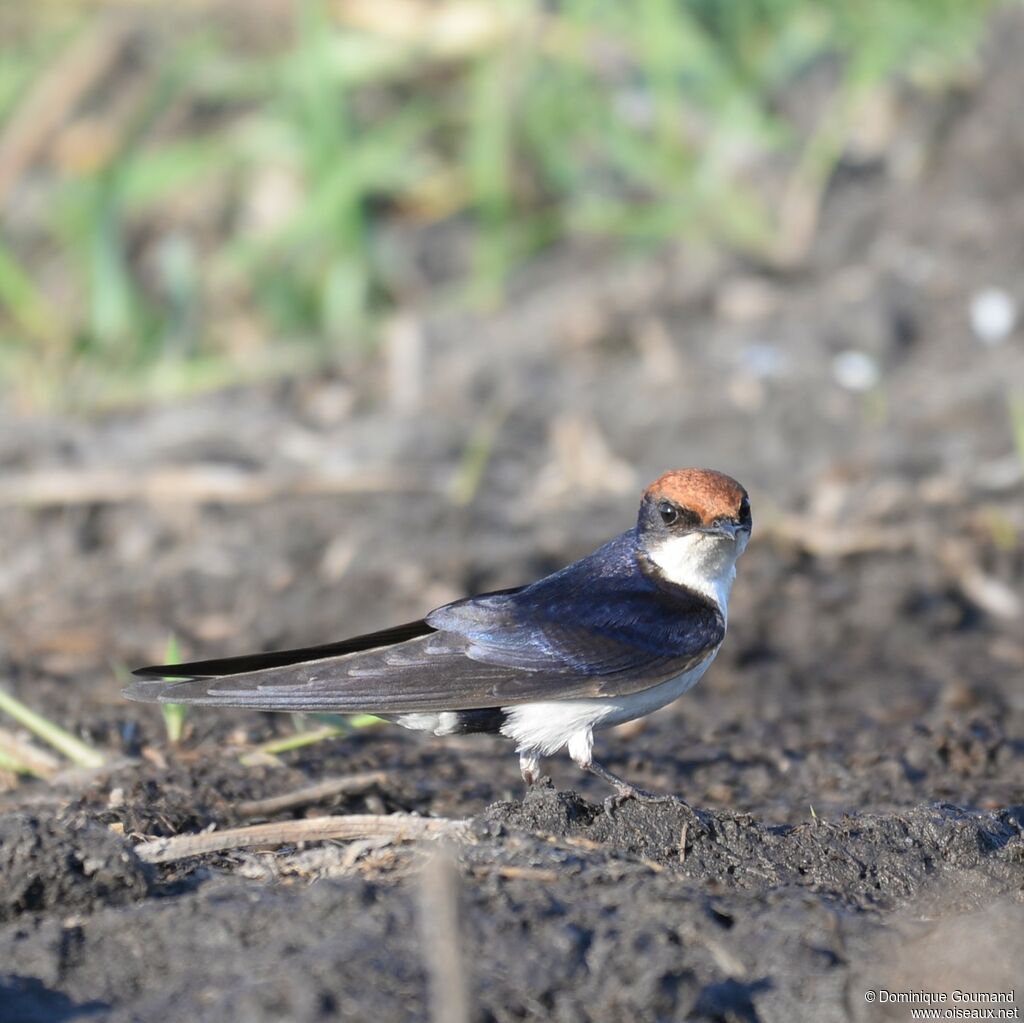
[2,14,1024,1023]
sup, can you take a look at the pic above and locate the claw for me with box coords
[582,758,690,815]
[602,783,687,817]
[602,787,640,817]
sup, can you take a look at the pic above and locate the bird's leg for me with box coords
[585,760,687,817]
[567,729,685,815]
[519,751,542,789]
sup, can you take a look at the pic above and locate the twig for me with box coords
[768,86,855,269]
[235,771,390,817]
[0,466,427,509]
[133,813,471,864]
[0,726,61,779]
[758,518,916,558]
[419,845,471,1023]
[939,540,1022,621]
[0,18,131,209]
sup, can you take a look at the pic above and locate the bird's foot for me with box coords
[586,761,687,817]
[602,784,687,817]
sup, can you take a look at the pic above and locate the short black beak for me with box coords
[704,520,739,541]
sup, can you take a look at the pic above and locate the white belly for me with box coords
[499,649,718,761]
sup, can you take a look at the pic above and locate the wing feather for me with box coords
[123,631,710,712]
[125,532,725,712]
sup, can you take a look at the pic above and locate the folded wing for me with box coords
[125,532,724,712]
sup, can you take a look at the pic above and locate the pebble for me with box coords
[969,287,1017,345]
[832,350,880,392]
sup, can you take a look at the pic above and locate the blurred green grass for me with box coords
[0,0,1003,408]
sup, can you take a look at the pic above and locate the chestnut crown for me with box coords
[638,468,751,538]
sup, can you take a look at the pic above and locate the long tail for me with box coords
[129,619,436,683]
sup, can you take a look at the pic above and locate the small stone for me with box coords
[969,287,1017,345]
[832,350,880,392]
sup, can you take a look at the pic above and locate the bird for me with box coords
[127,468,751,807]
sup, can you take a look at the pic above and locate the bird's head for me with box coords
[636,469,751,606]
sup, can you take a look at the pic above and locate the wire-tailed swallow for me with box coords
[127,468,751,805]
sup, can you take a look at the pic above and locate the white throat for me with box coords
[645,532,746,623]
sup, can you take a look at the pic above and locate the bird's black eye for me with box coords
[738,496,751,524]
[658,500,680,526]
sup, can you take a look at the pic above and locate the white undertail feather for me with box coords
[395,711,462,735]
[500,657,715,766]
